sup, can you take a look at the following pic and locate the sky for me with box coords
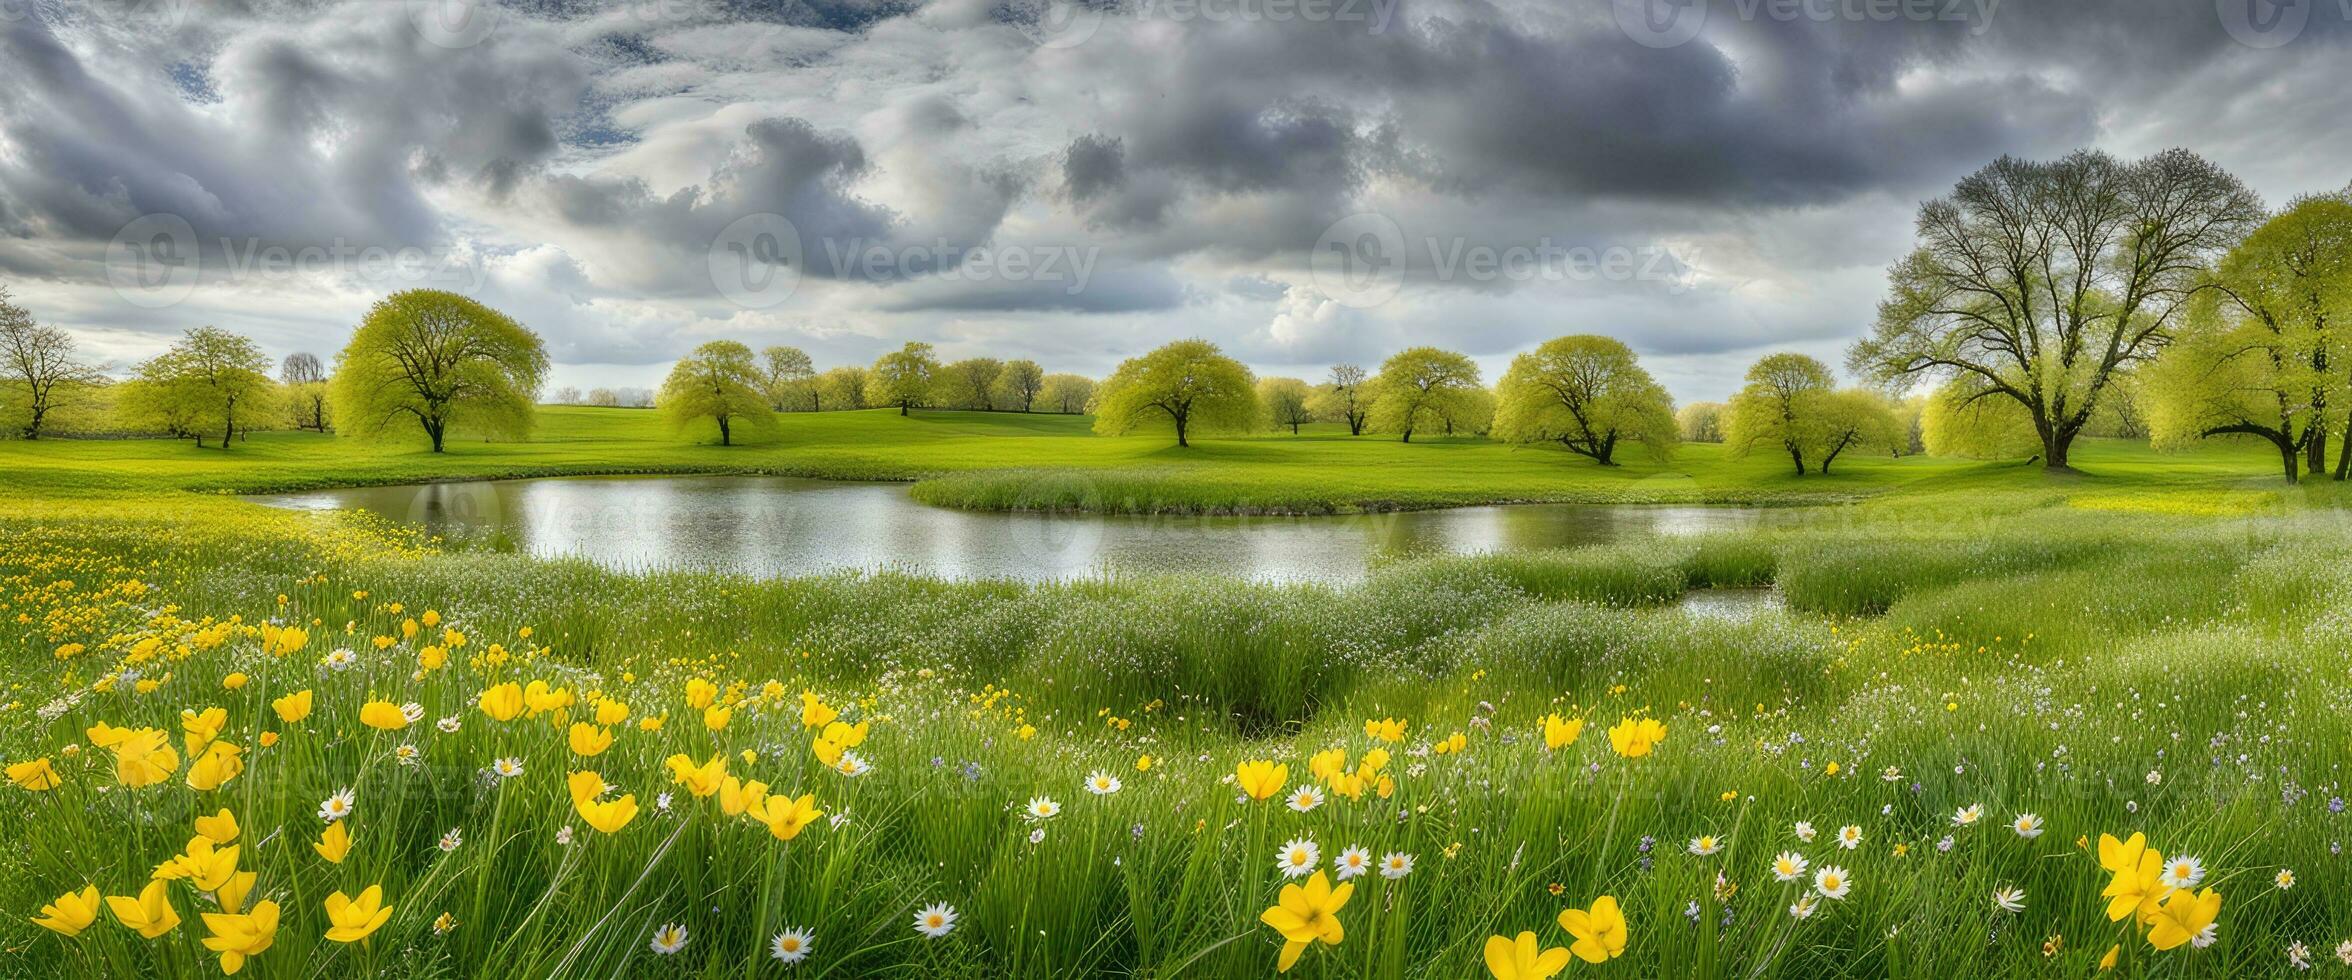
[1,0,2347,402]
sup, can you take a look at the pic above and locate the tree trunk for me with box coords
[719,417,732,446]
[426,418,447,453]
[221,403,235,450]
[2338,421,2352,481]
[2041,429,2073,470]
[1400,428,1413,444]
[1174,414,1189,447]
[1788,446,1806,476]
[2280,437,2300,481]
[2308,417,2328,476]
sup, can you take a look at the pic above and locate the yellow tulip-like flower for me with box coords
[754,792,823,841]
[222,672,249,690]
[187,742,245,791]
[1541,713,1585,751]
[575,793,640,834]
[157,838,241,892]
[685,677,718,710]
[194,808,240,844]
[1362,717,1407,743]
[322,886,392,943]
[719,775,770,817]
[1258,870,1352,973]
[478,682,525,721]
[110,728,181,788]
[1485,931,1573,980]
[567,723,613,757]
[7,757,61,791]
[1309,747,1348,782]
[523,680,572,716]
[32,885,101,937]
[358,701,410,730]
[86,721,135,748]
[313,821,351,864]
[702,704,733,731]
[665,754,727,797]
[200,898,279,975]
[1236,760,1288,801]
[594,698,630,726]
[270,689,313,724]
[216,871,257,915]
[799,690,838,729]
[2098,834,2167,924]
[259,623,309,657]
[821,720,869,748]
[2146,887,2220,951]
[565,769,607,804]
[1606,718,1665,759]
[181,706,228,755]
[258,731,279,748]
[2098,944,2120,970]
[107,879,182,939]
[1558,895,1628,964]
[418,645,447,671]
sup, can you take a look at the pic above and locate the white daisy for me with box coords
[436,716,461,733]
[1085,772,1122,795]
[835,753,872,778]
[1024,796,1061,821]
[1952,804,1982,827]
[1287,785,1324,813]
[1789,894,1818,919]
[492,757,524,779]
[771,927,814,965]
[1688,835,1724,856]
[1275,838,1321,878]
[2011,813,2043,839]
[1378,851,1415,880]
[1991,885,2025,913]
[400,702,426,724]
[649,923,688,955]
[1836,825,1863,849]
[324,648,356,670]
[438,827,463,853]
[1813,865,1852,900]
[1771,851,1809,882]
[555,825,574,845]
[1334,846,1372,881]
[318,787,355,822]
[914,902,958,938]
[2277,868,2297,890]
[2161,855,2206,890]
[1792,821,1817,843]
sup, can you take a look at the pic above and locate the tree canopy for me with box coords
[0,286,105,440]
[1091,339,1257,447]
[1491,335,1676,465]
[762,345,817,412]
[1258,377,1315,434]
[1368,347,1482,442]
[1039,373,1096,414]
[997,359,1046,412]
[329,290,548,452]
[1305,363,1373,435]
[867,342,941,415]
[118,326,276,450]
[661,340,779,446]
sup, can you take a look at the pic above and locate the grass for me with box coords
[0,411,2345,977]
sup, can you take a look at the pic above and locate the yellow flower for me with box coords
[110,728,180,788]
[313,821,351,864]
[702,704,733,731]
[568,769,608,805]
[1606,718,1666,759]
[567,723,613,757]
[221,672,249,690]
[186,742,245,791]
[199,898,279,975]
[685,677,718,710]
[799,690,838,728]
[1258,870,1352,973]
[216,871,256,915]
[358,700,410,730]
[322,886,393,943]
[1541,714,1584,751]
[719,775,771,816]
[1484,931,1573,980]
[270,689,313,724]
[194,808,240,844]
[523,680,572,716]
[1236,760,1288,801]
[32,885,101,937]
[107,880,181,939]
[2146,888,2221,952]
[418,646,446,671]
[7,757,61,791]
[594,698,630,726]
[2097,833,2166,924]
[478,682,525,722]
[1309,747,1348,782]
[1363,717,1407,743]
[665,754,726,797]
[575,793,640,834]
[181,707,229,755]
[1136,754,1153,772]
[259,731,279,748]
[1558,895,1628,963]
[2098,944,2120,970]
[754,792,824,841]
[155,838,241,892]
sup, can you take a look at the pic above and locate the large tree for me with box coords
[0,286,104,440]
[996,359,1046,412]
[817,365,870,410]
[280,351,329,431]
[661,340,778,446]
[762,345,818,412]
[1091,339,1257,447]
[1306,363,1372,435]
[1491,335,1677,465]
[1724,353,1836,475]
[1676,402,1725,443]
[1368,347,1481,443]
[121,327,276,449]
[1849,149,2263,470]
[330,290,548,452]
[866,342,941,415]
[2144,191,2352,481]
[943,357,1004,411]
[1257,376,1315,434]
[1039,373,1096,414]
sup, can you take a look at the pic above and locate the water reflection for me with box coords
[263,475,1800,584]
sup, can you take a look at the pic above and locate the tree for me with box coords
[551,386,581,405]
[1920,380,2040,458]
[1306,364,1372,435]
[330,290,548,452]
[2145,192,2352,481]
[587,388,620,407]
[1491,335,1677,465]
[1258,377,1315,434]
[121,327,276,449]
[1675,402,1724,443]
[1724,353,1837,475]
[1367,347,1481,443]
[1808,389,1907,474]
[1091,339,1257,447]
[1039,373,1096,414]
[866,342,941,415]
[0,287,105,440]
[941,357,1004,411]
[996,359,1046,412]
[660,340,778,446]
[762,345,818,412]
[817,366,870,410]
[279,351,330,431]
[1849,149,2263,470]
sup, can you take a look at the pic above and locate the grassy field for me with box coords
[0,412,2345,978]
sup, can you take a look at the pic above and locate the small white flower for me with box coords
[1991,885,2025,913]
[2277,868,2297,890]
[2332,939,2352,966]
[1792,821,1817,843]
[835,752,871,778]
[394,744,420,766]
[1024,796,1061,821]
[2289,941,2313,970]
[1836,825,1863,850]
[2011,813,2043,839]
[1789,894,1818,919]
[1334,846,1372,881]
[555,825,574,846]
[324,648,356,670]
[492,757,524,779]
[318,787,355,822]
[1028,827,1047,844]
[400,702,426,724]
[2161,855,2206,890]
[1951,804,1982,827]
[914,903,958,938]
[1378,851,1415,880]
[649,923,688,954]
[1771,851,1809,882]
[656,792,673,811]
[1688,835,1724,857]
[2146,769,2163,786]
[438,827,463,853]
[1813,866,1852,900]
[1276,838,1321,878]
[436,716,461,733]
[1085,772,1122,795]
[771,927,814,965]
[1287,785,1325,813]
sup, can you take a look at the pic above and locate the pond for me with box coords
[262,475,1802,584]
